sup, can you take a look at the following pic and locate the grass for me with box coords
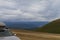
[11,29,60,40]
[36,19,60,33]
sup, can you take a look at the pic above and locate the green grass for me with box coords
[36,19,60,34]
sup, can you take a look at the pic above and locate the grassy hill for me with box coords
[37,19,60,33]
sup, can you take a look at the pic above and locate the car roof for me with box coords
[0,22,6,26]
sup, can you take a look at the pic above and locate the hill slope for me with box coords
[37,19,60,33]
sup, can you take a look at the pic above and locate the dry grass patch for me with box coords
[11,30,60,40]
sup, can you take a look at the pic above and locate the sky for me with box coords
[0,0,60,22]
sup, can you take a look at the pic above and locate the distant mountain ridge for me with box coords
[37,19,60,33]
[4,22,48,30]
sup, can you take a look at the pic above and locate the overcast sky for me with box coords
[0,0,60,22]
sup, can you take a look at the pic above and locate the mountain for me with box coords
[37,19,60,33]
[4,22,48,30]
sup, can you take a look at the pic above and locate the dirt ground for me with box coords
[11,30,60,40]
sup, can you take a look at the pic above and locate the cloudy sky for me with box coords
[0,0,60,22]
